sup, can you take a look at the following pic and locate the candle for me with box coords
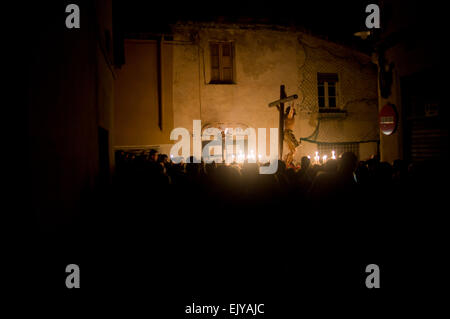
[314,151,320,164]
[248,149,256,161]
[237,150,244,162]
[322,155,327,163]
[331,150,336,160]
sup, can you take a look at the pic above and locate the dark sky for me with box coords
[115,0,374,48]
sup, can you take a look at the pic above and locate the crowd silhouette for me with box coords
[113,149,446,215]
[107,148,447,274]
[45,148,447,296]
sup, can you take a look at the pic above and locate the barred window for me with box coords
[210,42,234,84]
[317,143,359,159]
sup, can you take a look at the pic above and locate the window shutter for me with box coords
[222,43,233,81]
[210,42,234,83]
[210,43,220,82]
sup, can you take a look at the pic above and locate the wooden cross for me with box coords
[268,85,298,159]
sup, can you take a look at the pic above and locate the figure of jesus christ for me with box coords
[283,105,300,167]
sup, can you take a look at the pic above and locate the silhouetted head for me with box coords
[158,154,169,164]
[205,161,217,175]
[185,156,201,176]
[377,161,393,184]
[393,159,408,179]
[324,159,338,173]
[300,156,311,170]
[339,152,357,176]
[277,160,286,174]
[355,161,370,184]
[149,149,159,162]
[242,162,259,176]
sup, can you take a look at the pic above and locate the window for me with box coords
[210,42,234,84]
[318,73,339,109]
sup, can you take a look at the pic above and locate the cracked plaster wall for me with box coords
[172,24,378,161]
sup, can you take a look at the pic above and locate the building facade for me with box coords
[114,22,379,163]
[375,0,447,163]
[29,0,115,228]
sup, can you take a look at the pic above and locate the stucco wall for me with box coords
[295,33,378,160]
[114,40,174,148]
[171,23,378,161]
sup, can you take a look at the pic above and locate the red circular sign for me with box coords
[379,103,398,135]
